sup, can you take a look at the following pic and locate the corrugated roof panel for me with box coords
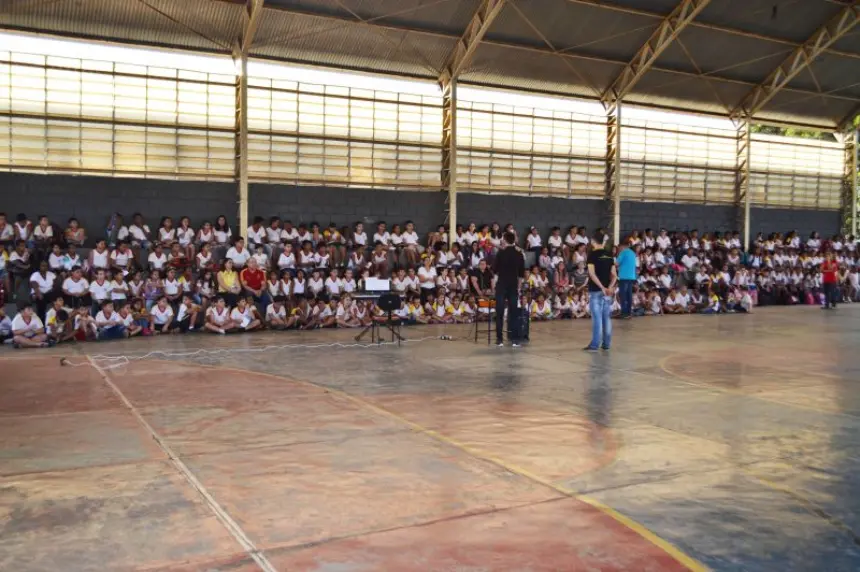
[657,27,791,85]
[796,53,860,99]
[696,0,842,44]
[487,0,658,63]
[462,42,621,100]
[265,0,481,35]
[626,68,751,116]
[758,89,857,129]
[0,0,242,52]
[252,10,453,78]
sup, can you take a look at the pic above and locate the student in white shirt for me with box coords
[324,269,342,297]
[204,296,233,334]
[29,261,57,318]
[148,297,175,334]
[88,269,113,315]
[230,297,261,332]
[95,300,127,340]
[62,266,90,308]
[246,216,268,254]
[351,222,368,249]
[402,221,421,267]
[266,296,289,329]
[148,244,168,272]
[110,242,133,275]
[174,294,201,333]
[11,304,49,348]
[525,226,543,255]
[373,222,391,252]
[176,216,196,260]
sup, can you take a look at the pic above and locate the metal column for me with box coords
[234,54,249,235]
[442,79,457,246]
[605,101,621,245]
[842,128,859,236]
[734,119,751,250]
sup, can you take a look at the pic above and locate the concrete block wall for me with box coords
[457,193,604,235]
[249,184,445,233]
[621,201,737,235]
[751,207,841,238]
[2,172,237,240]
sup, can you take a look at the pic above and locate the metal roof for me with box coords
[1,0,858,130]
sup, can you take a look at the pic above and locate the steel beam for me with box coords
[840,127,859,236]
[602,0,711,105]
[605,101,622,245]
[731,4,860,120]
[441,79,458,245]
[232,0,264,235]
[439,0,506,86]
[734,119,751,250]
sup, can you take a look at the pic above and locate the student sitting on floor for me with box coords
[205,296,234,335]
[266,296,288,330]
[118,302,143,338]
[231,297,261,333]
[95,300,127,340]
[149,296,175,334]
[174,295,201,333]
[11,303,50,349]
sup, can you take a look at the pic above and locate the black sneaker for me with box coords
[601,345,610,351]
[582,346,599,352]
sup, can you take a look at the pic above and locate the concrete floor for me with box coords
[2,306,860,571]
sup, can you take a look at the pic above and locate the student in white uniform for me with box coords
[176,216,196,260]
[88,269,113,316]
[174,294,201,333]
[230,297,261,332]
[205,296,234,334]
[11,303,49,348]
[226,237,252,269]
[148,296,175,334]
[148,244,168,272]
[95,300,127,340]
[62,266,90,308]
[28,261,57,319]
[266,296,288,329]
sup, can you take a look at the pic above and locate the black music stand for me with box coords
[354,293,404,346]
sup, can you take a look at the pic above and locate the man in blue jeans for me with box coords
[584,231,617,352]
[615,241,637,319]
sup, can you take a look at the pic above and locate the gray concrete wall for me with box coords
[621,201,737,235]
[249,184,445,233]
[0,172,842,245]
[2,172,237,242]
[751,207,841,238]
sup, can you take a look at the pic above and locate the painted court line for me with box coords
[85,356,276,572]
[180,360,707,572]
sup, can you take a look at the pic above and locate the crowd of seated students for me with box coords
[0,210,858,349]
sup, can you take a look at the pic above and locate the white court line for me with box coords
[86,356,277,572]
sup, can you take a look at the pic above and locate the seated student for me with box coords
[226,237,251,269]
[111,241,134,274]
[11,303,50,349]
[117,302,142,337]
[47,308,76,344]
[195,242,215,273]
[265,296,288,329]
[128,270,145,300]
[230,297,261,332]
[630,289,646,317]
[73,305,97,341]
[292,296,317,330]
[663,288,687,314]
[246,216,268,254]
[204,296,233,334]
[88,268,112,316]
[317,299,338,328]
[701,286,721,314]
[277,243,297,276]
[530,293,553,321]
[162,267,183,310]
[645,291,663,316]
[554,293,572,319]
[148,244,168,272]
[62,266,90,308]
[336,295,360,328]
[95,300,127,340]
[64,217,87,248]
[324,269,342,299]
[149,296,175,334]
[251,244,269,272]
[29,261,57,320]
[307,269,325,300]
[165,295,196,333]
[351,298,373,328]
[157,216,177,249]
[167,243,189,272]
[449,294,471,324]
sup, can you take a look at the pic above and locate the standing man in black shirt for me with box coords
[584,230,617,352]
[492,232,525,347]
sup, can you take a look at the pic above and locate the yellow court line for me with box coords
[147,358,707,572]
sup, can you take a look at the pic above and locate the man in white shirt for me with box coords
[11,304,49,348]
[246,216,268,253]
[95,300,127,340]
[226,237,251,269]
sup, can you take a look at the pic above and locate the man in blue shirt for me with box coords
[615,241,637,319]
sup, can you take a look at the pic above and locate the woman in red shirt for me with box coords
[821,251,839,310]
